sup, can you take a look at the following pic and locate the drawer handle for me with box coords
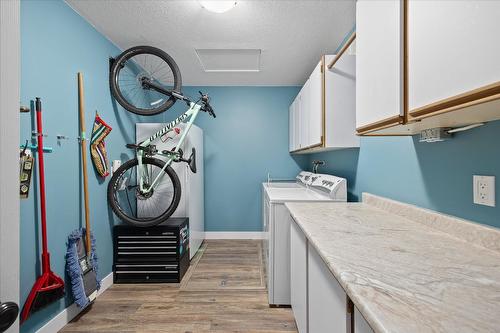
[118,235,175,239]
[115,271,178,274]
[118,252,176,255]
[115,264,177,268]
[117,246,176,250]
[118,241,176,244]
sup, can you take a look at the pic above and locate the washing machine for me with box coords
[262,171,347,305]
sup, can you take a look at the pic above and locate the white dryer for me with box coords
[136,123,204,259]
[262,172,347,306]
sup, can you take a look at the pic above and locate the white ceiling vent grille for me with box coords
[195,49,261,72]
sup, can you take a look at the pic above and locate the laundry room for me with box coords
[1,1,499,333]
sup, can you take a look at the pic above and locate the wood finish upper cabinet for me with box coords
[408,0,500,118]
[356,0,404,132]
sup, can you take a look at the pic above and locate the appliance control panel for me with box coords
[311,174,347,201]
[296,171,315,185]
[295,172,347,201]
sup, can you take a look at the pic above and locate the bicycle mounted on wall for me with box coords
[108,46,216,227]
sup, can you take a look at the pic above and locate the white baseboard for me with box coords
[204,232,265,240]
[36,272,114,333]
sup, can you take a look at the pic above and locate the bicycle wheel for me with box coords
[107,157,181,227]
[110,45,182,116]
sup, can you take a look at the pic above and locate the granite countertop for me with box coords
[285,194,500,333]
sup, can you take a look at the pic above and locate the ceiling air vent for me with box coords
[195,49,261,72]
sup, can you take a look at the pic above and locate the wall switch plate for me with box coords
[473,175,495,207]
[112,160,121,175]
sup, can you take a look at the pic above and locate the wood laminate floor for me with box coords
[61,240,297,333]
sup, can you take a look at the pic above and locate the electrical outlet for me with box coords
[473,175,495,207]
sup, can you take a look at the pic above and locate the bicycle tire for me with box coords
[107,157,181,227]
[109,45,182,116]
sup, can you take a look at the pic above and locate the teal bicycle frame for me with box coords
[137,102,202,193]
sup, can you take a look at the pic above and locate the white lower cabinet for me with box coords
[269,204,292,305]
[308,243,348,333]
[290,216,374,333]
[290,219,308,333]
[354,307,374,333]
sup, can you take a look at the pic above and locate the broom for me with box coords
[66,73,100,308]
[21,98,65,323]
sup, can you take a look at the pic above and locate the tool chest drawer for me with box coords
[113,218,189,283]
[115,235,178,262]
[113,254,189,283]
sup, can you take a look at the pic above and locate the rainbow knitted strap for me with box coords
[90,113,112,177]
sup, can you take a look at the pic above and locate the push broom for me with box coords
[66,72,100,309]
[21,98,65,323]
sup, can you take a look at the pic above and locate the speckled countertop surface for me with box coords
[285,194,500,333]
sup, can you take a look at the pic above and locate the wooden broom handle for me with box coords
[78,72,91,256]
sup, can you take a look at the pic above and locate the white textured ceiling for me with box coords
[66,0,355,86]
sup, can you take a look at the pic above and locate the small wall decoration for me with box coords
[90,112,112,177]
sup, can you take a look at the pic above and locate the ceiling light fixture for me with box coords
[199,1,237,14]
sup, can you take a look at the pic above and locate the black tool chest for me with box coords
[113,218,189,283]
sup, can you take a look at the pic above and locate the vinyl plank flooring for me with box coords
[61,240,297,333]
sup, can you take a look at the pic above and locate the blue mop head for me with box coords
[66,228,100,309]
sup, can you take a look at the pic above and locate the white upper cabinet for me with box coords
[325,52,359,148]
[290,55,358,153]
[299,80,310,149]
[408,0,500,114]
[308,62,323,147]
[289,103,295,152]
[356,0,500,135]
[356,0,404,131]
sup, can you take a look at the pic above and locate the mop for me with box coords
[66,73,100,308]
[21,98,65,323]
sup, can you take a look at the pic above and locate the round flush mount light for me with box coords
[199,1,237,13]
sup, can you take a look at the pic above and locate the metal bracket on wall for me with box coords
[19,144,53,153]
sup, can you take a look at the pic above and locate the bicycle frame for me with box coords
[137,102,202,193]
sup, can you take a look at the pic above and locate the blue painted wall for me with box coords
[159,87,306,231]
[306,121,500,229]
[20,1,136,331]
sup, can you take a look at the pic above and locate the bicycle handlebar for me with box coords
[199,91,216,118]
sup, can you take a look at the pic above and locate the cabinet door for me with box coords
[308,61,323,147]
[308,243,347,333]
[354,307,374,333]
[356,0,404,130]
[262,193,270,289]
[408,1,500,114]
[324,53,358,148]
[289,102,295,152]
[299,82,309,149]
[290,219,308,333]
[295,94,302,150]
[272,204,292,305]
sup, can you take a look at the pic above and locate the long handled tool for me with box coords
[21,98,65,323]
[66,73,100,308]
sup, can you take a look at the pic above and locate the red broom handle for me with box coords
[35,98,50,274]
